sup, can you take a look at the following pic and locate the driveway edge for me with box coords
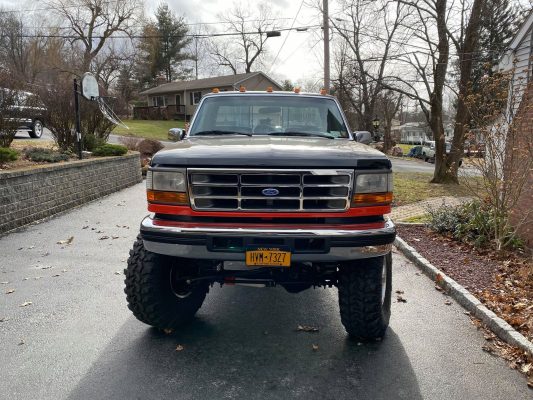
[394,236,533,357]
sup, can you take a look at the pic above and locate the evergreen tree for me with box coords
[135,3,191,86]
[472,0,517,88]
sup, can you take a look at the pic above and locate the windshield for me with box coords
[189,95,350,139]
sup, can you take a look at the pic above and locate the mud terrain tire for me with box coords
[125,236,208,329]
[338,253,392,340]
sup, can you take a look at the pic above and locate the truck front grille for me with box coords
[188,168,354,212]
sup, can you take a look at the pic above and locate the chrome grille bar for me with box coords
[188,168,354,212]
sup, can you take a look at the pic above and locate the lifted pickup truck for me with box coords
[125,90,396,340]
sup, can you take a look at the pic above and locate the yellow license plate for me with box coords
[245,248,291,267]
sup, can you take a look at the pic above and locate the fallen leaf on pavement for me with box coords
[0,317,7,322]
[395,290,404,294]
[99,236,110,240]
[114,271,122,275]
[40,266,53,270]
[1,281,9,284]
[5,289,15,294]
[52,274,60,277]
[112,236,119,239]
[82,226,89,229]
[23,278,29,281]
[175,345,184,351]
[312,344,319,351]
[434,285,443,291]
[61,269,68,273]
[19,301,32,307]
[435,273,444,285]
[18,339,25,346]
[28,246,35,249]
[57,236,74,245]
[296,325,319,332]
[444,300,452,305]
[527,376,533,389]
[163,328,173,335]
[397,295,407,303]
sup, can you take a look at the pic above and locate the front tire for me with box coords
[338,253,392,340]
[29,120,43,138]
[124,236,208,329]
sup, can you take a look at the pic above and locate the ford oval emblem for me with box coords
[262,188,280,196]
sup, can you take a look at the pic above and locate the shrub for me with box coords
[83,133,107,152]
[92,144,128,157]
[0,147,19,163]
[427,200,523,250]
[138,139,163,157]
[118,136,141,151]
[24,147,69,163]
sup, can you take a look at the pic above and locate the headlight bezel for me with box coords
[146,169,187,192]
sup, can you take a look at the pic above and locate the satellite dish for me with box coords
[81,73,99,100]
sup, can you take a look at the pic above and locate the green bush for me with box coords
[24,148,69,163]
[427,200,523,250]
[92,144,128,157]
[0,147,19,163]
[83,133,106,152]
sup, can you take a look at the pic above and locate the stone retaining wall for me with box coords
[0,153,142,234]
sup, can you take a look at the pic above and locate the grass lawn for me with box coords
[113,120,185,141]
[393,172,479,206]
[397,143,414,154]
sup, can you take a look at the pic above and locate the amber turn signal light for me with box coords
[239,86,246,92]
[147,190,189,205]
[351,192,393,206]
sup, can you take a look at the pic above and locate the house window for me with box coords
[175,94,181,105]
[153,96,165,107]
[190,91,202,105]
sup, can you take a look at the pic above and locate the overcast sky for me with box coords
[148,0,326,86]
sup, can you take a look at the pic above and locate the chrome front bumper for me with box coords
[140,216,396,261]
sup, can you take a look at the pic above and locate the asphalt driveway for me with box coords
[0,184,528,400]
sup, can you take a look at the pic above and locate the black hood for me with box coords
[151,136,391,169]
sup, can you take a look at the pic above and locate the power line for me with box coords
[267,0,305,74]
[15,24,322,40]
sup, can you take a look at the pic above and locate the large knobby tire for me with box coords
[338,253,392,341]
[124,235,209,330]
[29,120,43,138]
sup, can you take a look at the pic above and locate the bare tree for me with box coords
[330,0,409,131]
[209,3,279,74]
[376,91,402,153]
[46,0,142,71]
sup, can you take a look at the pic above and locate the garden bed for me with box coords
[397,224,533,343]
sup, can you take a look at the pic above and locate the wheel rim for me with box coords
[34,122,43,137]
[169,266,192,299]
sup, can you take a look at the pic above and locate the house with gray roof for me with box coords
[135,71,282,120]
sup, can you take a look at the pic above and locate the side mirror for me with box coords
[168,128,185,142]
[355,131,372,145]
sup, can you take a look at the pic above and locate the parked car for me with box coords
[0,89,46,138]
[406,145,424,158]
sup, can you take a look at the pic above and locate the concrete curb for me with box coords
[394,236,533,357]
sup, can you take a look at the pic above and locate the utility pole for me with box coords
[323,0,330,93]
[194,36,199,80]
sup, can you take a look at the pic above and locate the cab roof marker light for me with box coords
[320,88,327,95]
[294,87,301,94]
[266,86,273,93]
[212,88,220,93]
[239,86,246,92]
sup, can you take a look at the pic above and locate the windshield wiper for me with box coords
[266,131,335,139]
[193,130,252,137]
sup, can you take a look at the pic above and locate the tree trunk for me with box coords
[444,0,486,182]
[431,0,453,183]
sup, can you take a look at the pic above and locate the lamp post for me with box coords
[372,116,380,142]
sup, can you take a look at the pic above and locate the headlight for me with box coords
[146,170,186,192]
[351,172,393,206]
[355,173,393,193]
[146,169,189,205]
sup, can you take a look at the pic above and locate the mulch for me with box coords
[397,224,533,343]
